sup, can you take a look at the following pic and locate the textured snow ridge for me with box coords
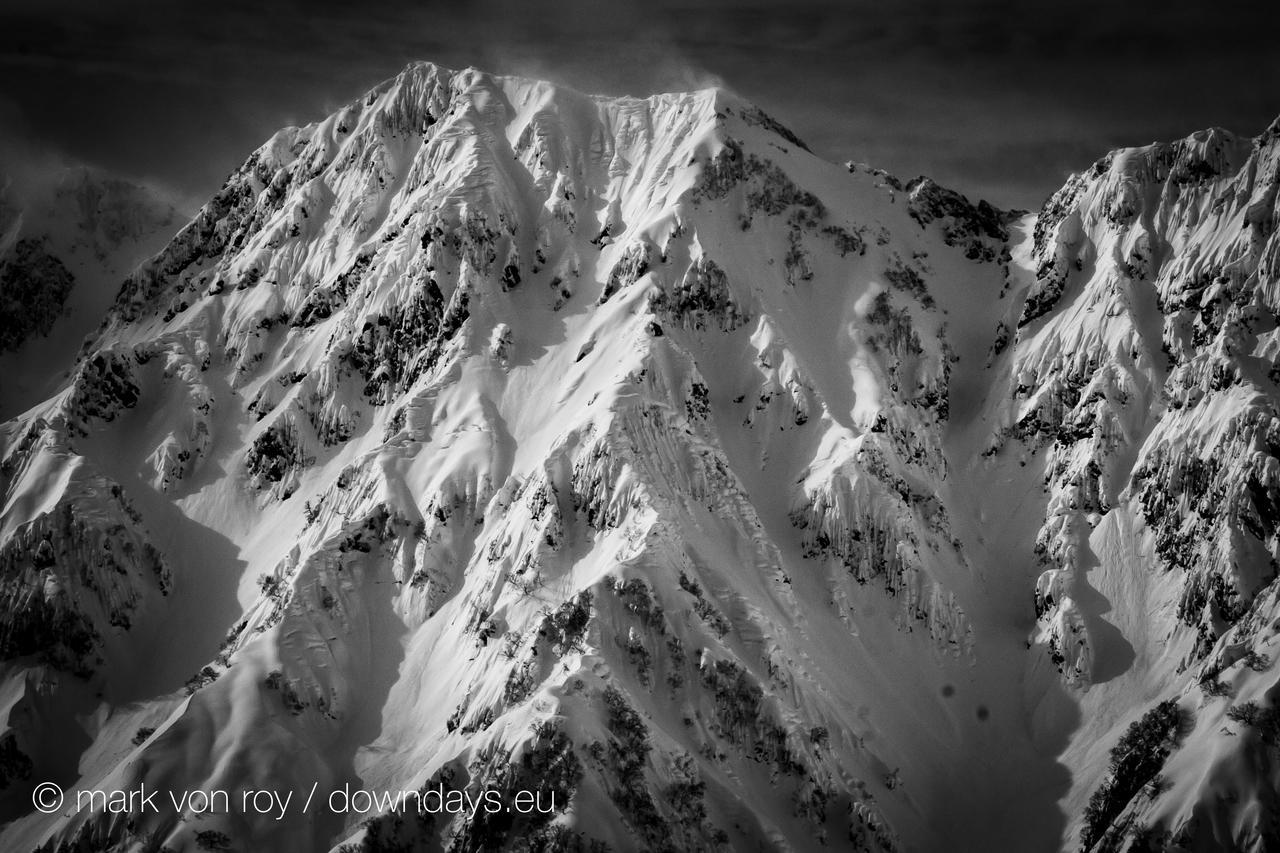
[2,59,1279,852]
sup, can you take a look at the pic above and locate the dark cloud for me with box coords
[1,0,1277,210]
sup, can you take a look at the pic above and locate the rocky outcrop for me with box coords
[0,239,75,352]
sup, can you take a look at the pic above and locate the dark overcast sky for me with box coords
[1,0,1278,211]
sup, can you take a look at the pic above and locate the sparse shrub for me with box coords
[504,659,538,705]
[1226,700,1280,744]
[623,630,653,685]
[264,669,307,714]
[600,686,674,850]
[500,630,523,660]
[1080,700,1186,850]
[245,424,302,486]
[677,572,730,637]
[1197,675,1232,697]
[194,830,233,851]
[185,665,220,694]
[1243,650,1271,671]
[538,591,593,654]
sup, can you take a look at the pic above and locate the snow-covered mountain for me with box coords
[0,61,1276,852]
[990,121,1280,851]
[0,156,183,418]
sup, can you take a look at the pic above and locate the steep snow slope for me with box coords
[1,59,1278,853]
[0,158,182,418]
[988,121,1280,850]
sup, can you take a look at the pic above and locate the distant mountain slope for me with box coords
[0,61,1276,853]
[0,155,182,418]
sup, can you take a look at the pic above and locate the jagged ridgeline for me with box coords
[0,58,1278,853]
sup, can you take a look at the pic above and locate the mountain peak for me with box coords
[6,60,1278,853]
[1,58,1012,853]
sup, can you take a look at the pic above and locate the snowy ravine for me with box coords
[0,61,1276,853]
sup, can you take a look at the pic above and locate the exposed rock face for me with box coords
[905,177,1010,263]
[0,61,1277,853]
[0,239,74,352]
